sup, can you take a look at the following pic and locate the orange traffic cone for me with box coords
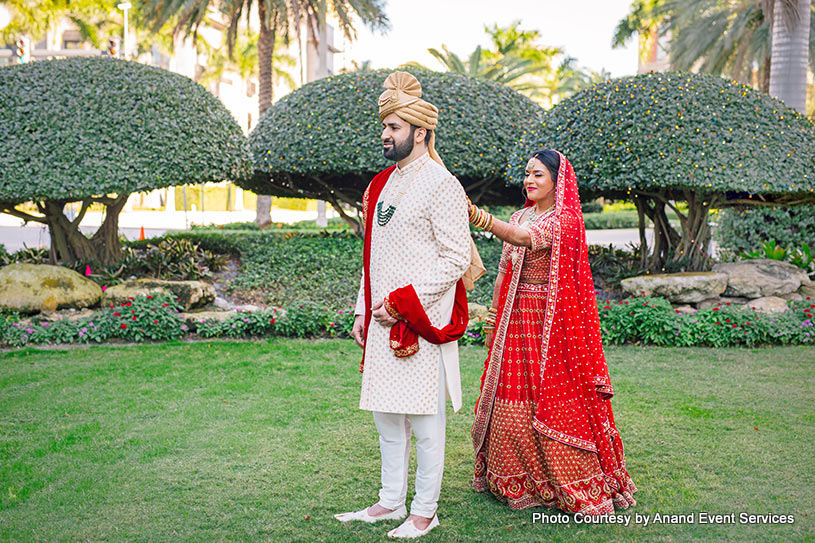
[139,226,145,240]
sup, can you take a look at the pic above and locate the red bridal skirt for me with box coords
[474,282,637,514]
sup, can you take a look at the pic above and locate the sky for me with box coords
[342,0,639,77]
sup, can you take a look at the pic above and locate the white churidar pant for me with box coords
[372,357,446,517]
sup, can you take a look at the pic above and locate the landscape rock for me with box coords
[696,298,723,310]
[213,296,234,310]
[468,303,488,322]
[180,310,238,326]
[780,292,804,302]
[102,278,215,310]
[798,280,815,298]
[712,259,808,298]
[620,272,728,303]
[745,296,789,314]
[672,305,696,314]
[0,263,102,313]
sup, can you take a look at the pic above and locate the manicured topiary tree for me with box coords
[245,68,543,233]
[0,57,252,265]
[507,71,815,271]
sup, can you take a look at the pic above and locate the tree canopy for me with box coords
[0,57,252,203]
[245,68,543,230]
[507,71,815,271]
[0,57,251,265]
[507,71,815,202]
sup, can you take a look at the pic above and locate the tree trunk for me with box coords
[769,0,811,113]
[255,2,275,229]
[633,196,649,269]
[635,193,681,271]
[42,195,129,266]
[668,191,718,271]
[759,54,772,93]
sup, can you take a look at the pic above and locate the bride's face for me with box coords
[523,157,555,202]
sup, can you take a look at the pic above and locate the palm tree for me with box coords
[410,21,598,108]
[613,0,814,94]
[769,0,811,113]
[140,0,388,227]
[1,0,116,47]
[196,29,296,92]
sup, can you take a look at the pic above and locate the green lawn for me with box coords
[1,341,812,542]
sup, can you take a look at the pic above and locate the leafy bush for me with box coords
[1,294,186,347]
[597,295,814,347]
[195,303,356,339]
[715,205,815,254]
[246,68,543,207]
[506,71,815,197]
[1,247,50,266]
[583,211,642,230]
[0,57,252,202]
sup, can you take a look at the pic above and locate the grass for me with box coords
[0,341,812,542]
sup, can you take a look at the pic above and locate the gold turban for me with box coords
[378,71,444,168]
[378,71,486,290]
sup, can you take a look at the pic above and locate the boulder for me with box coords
[620,272,728,303]
[180,310,238,326]
[712,259,808,298]
[0,263,102,313]
[102,278,215,309]
[673,305,696,315]
[102,282,171,306]
[780,292,804,302]
[799,279,815,298]
[745,296,789,314]
[697,298,722,310]
[213,296,234,310]
[468,302,489,322]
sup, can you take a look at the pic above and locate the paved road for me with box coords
[1,225,172,253]
[2,224,654,253]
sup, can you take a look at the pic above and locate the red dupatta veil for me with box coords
[472,152,635,507]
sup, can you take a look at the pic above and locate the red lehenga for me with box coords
[471,152,637,515]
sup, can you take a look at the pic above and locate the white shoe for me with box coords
[333,504,407,523]
[387,515,440,539]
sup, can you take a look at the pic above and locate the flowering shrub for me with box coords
[196,303,357,340]
[599,296,679,346]
[598,295,814,348]
[2,294,185,347]
[3,294,810,348]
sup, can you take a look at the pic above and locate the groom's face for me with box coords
[381,114,416,161]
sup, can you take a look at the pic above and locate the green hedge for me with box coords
[506,71,815,198]
[0,57,251,202]
[245,68,543,205]
[126,230,649,306]
[714,205,815,253]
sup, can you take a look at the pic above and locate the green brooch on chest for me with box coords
[376,201,397,226]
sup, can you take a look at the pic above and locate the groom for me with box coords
[333,71,480,538]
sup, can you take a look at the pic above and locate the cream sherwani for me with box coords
[355,152,471,416]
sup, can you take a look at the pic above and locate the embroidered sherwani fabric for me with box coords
[355,152,471,415]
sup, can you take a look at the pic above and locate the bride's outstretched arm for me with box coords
[467,198,532,248]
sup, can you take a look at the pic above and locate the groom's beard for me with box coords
[383,134,414,161]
